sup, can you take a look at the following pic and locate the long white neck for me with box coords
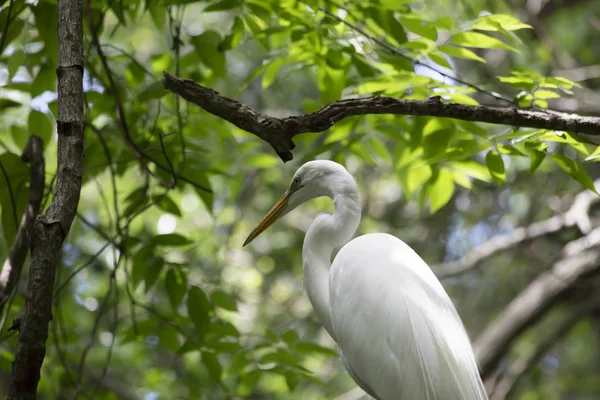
[302,180,361,339]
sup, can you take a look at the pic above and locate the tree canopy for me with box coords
[1,0,600,399]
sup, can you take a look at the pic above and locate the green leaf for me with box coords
[165,268,187,309]
[423,129,453,160]
[131,247,164,291]
[246,153,280,169]
[266,329,278,342]
[451,161,491,182]
[486,150,505,185]
[293,342,338,357]
[439,45,486,63]
[237,370,261,397]
[143,255,164,293]
[429,52,452,69]
[153,195,182,216]
[210,320,240,338]
[399,162,431,198]
[10,125,28,150]
[204,0,240,12]
[202,351,222,381]
[367,7,407,44]
[7,49,24,79]
[31,63,56,97]
[150,233,191,247]
[221,17,245,50]
[368,138,391,163]
[123,186,149,217]
[0,99,21,111]
[398,15,437,41]
[28,110,54,147]
[262,58,285,89]
[428,168,454,213]
[533,89,560,99]
[433,16,454,30]
[211,290,237,311]
[138,81,168,101]
[282,330,299,345]
[551,154,598,194]
[284,370,299,390]
[529,149,546,173]
[497,144,525,156]
[191,31,226,77]
[0,153,29,247]
[451,32,516,51]
[32,2,58,64]
[472,14,532,31]
[187,285,212,334]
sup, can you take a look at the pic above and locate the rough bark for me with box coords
[163,72,600,162]
[8,0,84,397]
[0,135,45,313]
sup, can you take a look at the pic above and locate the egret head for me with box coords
[243,160,352,246]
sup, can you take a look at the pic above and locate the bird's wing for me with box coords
[329,233,487,400]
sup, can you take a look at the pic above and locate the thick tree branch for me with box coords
[0,136,45,313]
[473,246,600,379]
[435,182,599,278]
[8,0,84,397]
[163,72,600,162]
[488,295,600,400]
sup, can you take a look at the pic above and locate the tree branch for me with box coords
[163,72,600,162]
[0,135,45,313]
[473,246,600,379]
[487,295,600,400]
[435,182,599,278]
[8,0,84,397]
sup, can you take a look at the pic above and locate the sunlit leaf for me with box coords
[472,14,532,31]
[451,32,516,51]
[439,45,486,63]
[428,168,454,213]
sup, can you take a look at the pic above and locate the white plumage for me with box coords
[244,160,488,400]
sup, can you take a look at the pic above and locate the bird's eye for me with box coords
[293,177,301,185]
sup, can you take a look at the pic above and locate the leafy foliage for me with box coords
[0,0,599,398]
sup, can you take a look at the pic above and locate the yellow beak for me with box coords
[243,192,290,246]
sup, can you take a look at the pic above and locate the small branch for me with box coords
[8,0,85,397]
[473,246,600,379]
[0,135,45,313]
[435,182,599,278]
[163,72,600,162]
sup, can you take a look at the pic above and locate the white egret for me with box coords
[244,160,487,400]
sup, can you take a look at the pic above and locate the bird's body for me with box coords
[330,234,487,399]
[244,160,488,400]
